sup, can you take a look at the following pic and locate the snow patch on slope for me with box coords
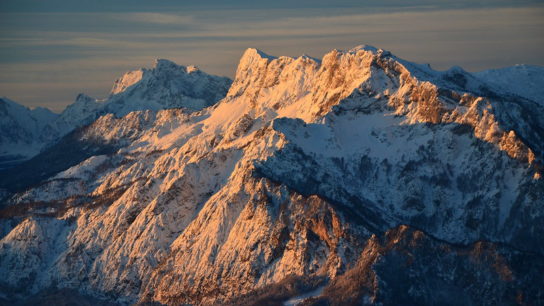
[475,64,544,105]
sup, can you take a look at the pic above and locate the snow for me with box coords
[475,64,544,105]
[0,59,231,165]
[283,286,324,306]
[110,69,145,95]
[0,97,59,159]
[1,44,542,305]
[102,58,231,117]
[55,155,109,179]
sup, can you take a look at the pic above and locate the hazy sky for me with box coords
[1,0,543,112]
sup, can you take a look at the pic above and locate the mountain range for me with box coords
[0,45,543,305]
[0,59,231,169]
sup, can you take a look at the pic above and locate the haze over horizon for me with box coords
[1,0,543,112]
[1,2,544,305]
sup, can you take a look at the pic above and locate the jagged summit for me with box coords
[1,45,543,305]
[348,44,381,54]
[154,59,201,75]
[0,97,58,161]
[74,93,96,104]
[110,69,144,95]
[104,58,232,117]
[0,59,232,165]
[242,47,277,60]
[241,44,384,66]
[154,58,178,69]
[229,45,543,165]
[238,45,382,74]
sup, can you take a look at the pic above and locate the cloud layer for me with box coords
[1,2,543,112]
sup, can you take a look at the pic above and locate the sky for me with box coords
[1,0,543,112]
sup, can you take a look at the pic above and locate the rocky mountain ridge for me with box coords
[0,45,543,305]
[0,60,231,167]
[0,97,59,168]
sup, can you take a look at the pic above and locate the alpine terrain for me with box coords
[0,45,543,305]
[0,59,231,169]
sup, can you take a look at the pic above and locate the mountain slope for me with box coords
[0,60,231,169]
[104,59,231,117]
[0,46,543,305]
[475,64,544,105]
[0,97,59,168]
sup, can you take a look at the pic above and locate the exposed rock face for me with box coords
[0,45,543,305]
[315,225,544,306]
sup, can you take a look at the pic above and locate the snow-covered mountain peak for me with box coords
[0,59,232,165]
[73,93,97,105]
[243,47,277,60]
[347,44,380,54]
[1,45,544,305]
[154,58,178,70]
[234,48,277,77]
[103,58,231,117]
[0,97,59,161]
[153,59,200,75]
[229,45,400,122]
[56,93,101,129]
[0,98,56,123]
[475,64,544,104]
[153,58,199,76]
[227,45,542,167]
[110,69,145,95]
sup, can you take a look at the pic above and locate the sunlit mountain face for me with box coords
[1,1,543,305]
[0,44,543,305]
